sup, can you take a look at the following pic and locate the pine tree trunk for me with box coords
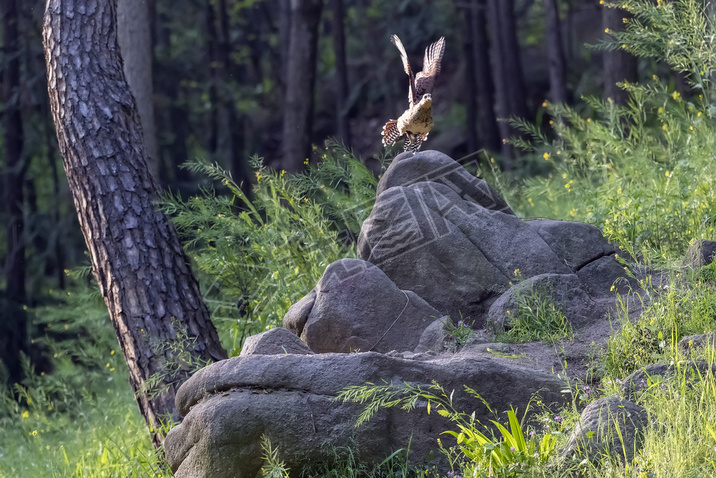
[281,0,323,172]
[43,0,227,447]
[2,0,28,385]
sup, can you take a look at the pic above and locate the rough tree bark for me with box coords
[602,6,637,105]
[544,0,568,104]
[117,0,159,181]
[1,0,28,385]
[43,0,227,447]
[281,0,323,172]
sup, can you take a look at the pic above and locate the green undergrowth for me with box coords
[495,286,575,345]
[603,260,716,379]
[506,0,716,265]
[158,139,379,355]
[0,281,167,477]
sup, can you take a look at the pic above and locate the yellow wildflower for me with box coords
[543,152,550,161]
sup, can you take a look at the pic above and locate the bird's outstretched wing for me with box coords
[390,34,416,105]
[381,119,402,147]
[414,36,445,100]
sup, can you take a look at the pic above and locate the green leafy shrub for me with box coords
[338,381,561,478]
[159,140,378,355]
[510,0,716,263]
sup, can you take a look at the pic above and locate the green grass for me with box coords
[496,287,575,345]
[0,282,168,478]
[0,353,166,478]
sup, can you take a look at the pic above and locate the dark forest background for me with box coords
[1,0,657,363]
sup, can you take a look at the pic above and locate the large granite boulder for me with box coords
[376,150,514,215]
[284,258,442,354]
[165,350,568,478]
[165,150,640,478]
[357,151,632,326]
[357,180,572,324]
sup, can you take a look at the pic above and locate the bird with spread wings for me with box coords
[381,34,445,152]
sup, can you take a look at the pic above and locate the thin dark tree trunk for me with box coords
[602,6,637,105]
[155,6,189,185]
[118,0,159,181]
[281,0,323,172]
[331,0,351,146]
[487,0,527,163]
[462,2,478,154]
[216,0,250,192]
[43,0,227,448]
[471,0,500,153]
[206,0,220,156]
[278,0,291,96]
[544,0,568,104]
[2,0,28,384]
[35,21,67,290]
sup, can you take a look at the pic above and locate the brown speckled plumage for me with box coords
[382,35,445,152]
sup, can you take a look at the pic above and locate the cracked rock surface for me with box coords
[165,350,568,478]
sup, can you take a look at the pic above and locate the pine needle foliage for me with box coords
[158,141,377,354]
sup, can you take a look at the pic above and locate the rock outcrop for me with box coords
[165,344,568,478]
[357,151,635,327]
[166,150,640,477]
[291,258,442,354]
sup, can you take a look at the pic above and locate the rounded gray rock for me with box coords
[561,396,649,462]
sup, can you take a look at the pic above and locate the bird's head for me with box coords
[419,93,432,106]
